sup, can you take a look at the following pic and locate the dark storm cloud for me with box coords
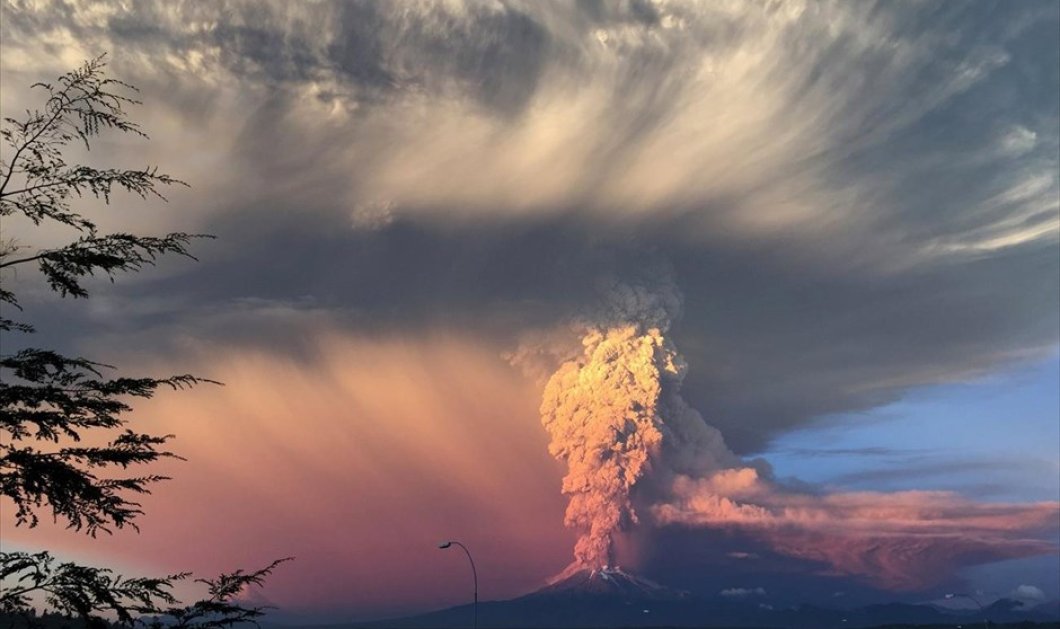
[31,201,1051,453]
[1,0,1057,456]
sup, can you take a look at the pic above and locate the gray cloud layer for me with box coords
[1,0,1058,452]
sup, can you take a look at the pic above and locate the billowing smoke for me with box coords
[535,273,748,571]
[530,272,1058,585]
[539,323,666,570]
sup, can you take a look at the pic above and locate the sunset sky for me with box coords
[1,0,1058,623]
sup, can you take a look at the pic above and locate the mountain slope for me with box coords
[353,570,1060,629]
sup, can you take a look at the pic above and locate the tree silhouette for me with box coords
[0,55,287,628]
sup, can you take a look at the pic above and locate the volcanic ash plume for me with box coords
[538,279,740,571]
[533,278,1059,586]
[541,324,668,569]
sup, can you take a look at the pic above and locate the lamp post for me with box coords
[439,540,478,629]
[946,593,988,629]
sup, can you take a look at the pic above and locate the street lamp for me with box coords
[439,540,478,629]
[946,593,988,629]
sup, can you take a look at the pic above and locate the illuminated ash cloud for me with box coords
[537,274,748,571]
[540,323,667,570]
[538,279,680,570]
[536,275,1058,586]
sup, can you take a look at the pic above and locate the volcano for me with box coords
[352,568,1060,629]
[356,567,698,628]
[529,566,689,603]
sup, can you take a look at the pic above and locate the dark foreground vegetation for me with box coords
[1,56,283,629]
[9,615,1059,629]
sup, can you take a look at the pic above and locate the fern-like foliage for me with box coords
[0,56,288,627]
[0,55,182,229]
[0,54,208,536]
[0,55,209,304]
[0,346,222,534]
[1,553,291,629]
[148,558,293,629]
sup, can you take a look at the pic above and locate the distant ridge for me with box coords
[349,569,1060,628]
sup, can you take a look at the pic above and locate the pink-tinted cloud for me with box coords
[3,331,572,618]
[5,323,1056,610]
[653,469,1059,589]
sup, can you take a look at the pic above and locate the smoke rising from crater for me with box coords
[540,323,668,569]
[533,273,1058,585]
[535,273,746,571]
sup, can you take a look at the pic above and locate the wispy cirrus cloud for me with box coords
[2,1,1056,449]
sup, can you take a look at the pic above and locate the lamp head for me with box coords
[438,541,453,549]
